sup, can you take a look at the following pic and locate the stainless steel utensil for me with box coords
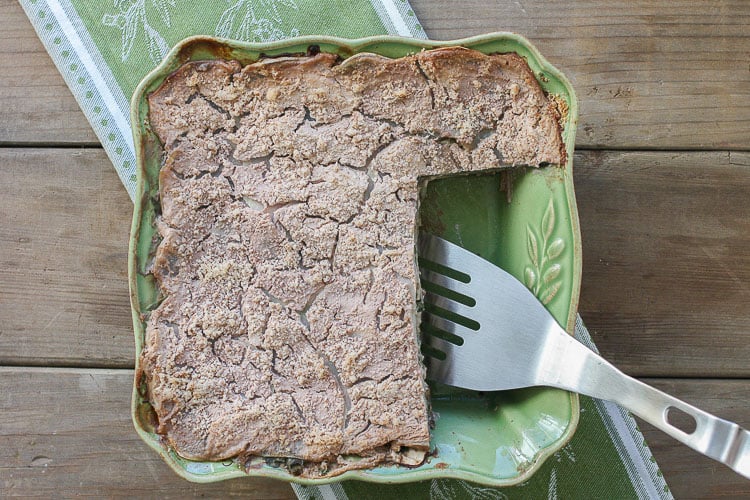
[418,233,750,479]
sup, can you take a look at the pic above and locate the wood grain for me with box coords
[576,150,750,377]
[412,0,750,150]
[0,149,132,367]
[1,368,746,498]
[639,378,750,499]
[3,0,749,150]
[3,149,749,378]
[0,367,294,498]
[0,0,97,145]
[4,2,750,497]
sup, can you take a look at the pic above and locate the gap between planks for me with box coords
[3,144,750,154]
[4,365,750,383]
[2,149,750,374]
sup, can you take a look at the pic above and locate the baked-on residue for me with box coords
[141,47,565,478]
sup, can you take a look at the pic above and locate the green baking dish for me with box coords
[128,33,581,486]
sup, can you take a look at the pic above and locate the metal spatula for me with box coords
[418,233,750,479]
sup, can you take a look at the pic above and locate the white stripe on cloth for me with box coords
[46,0,135,157]
[20,0,138,199]
[372,0,412,36]
[320,483,348,500]
[575,317,672,500]
[56,0,131,116]
[370,0,426,38]
[596,399,671,500]
[292,483,348,500]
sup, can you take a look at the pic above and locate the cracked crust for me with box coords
[141,47,565,478]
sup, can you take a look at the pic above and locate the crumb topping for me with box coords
[141,47,565,478]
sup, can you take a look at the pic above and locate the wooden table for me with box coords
[2,0,749,497]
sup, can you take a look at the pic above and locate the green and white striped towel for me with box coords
[20,1,672,497]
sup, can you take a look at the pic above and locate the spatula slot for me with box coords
[666,406,697,435]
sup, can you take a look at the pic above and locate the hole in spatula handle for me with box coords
[666,406,697,434]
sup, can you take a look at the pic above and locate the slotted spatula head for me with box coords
[418,234,750,480]
[418,232,568,392]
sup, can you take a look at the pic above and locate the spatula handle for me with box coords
[616,375,750,480]
[544,331,750,479]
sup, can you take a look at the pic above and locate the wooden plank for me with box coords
[0,367,294,498]
[1,368,746,497]
[0,149,132,367]
[575,151,750,377]
[3,0,749,149]
[3,149,750,377]
[638,378,750,499]
[411,0,750,150]
[0,0,97,145]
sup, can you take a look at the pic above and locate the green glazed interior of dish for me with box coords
[128,33,580,486]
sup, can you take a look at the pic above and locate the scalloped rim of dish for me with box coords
[128,32,581,486]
